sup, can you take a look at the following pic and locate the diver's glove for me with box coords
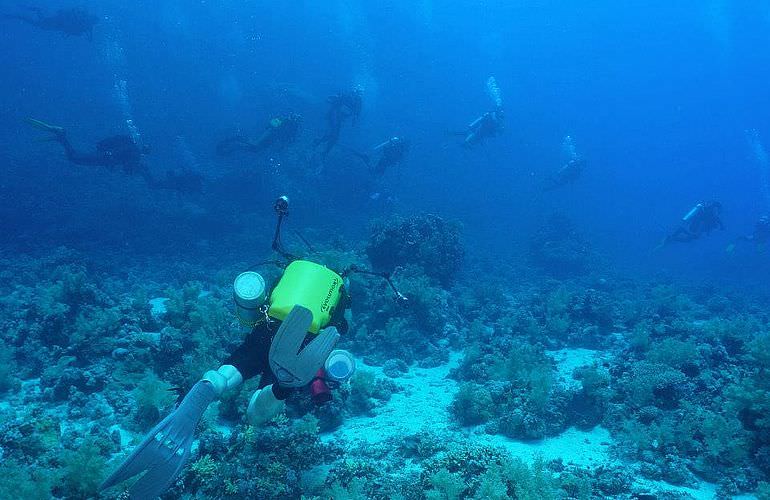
[100,365,242,499]
[246,384,286,426]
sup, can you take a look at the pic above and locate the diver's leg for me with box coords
[49,132,105,166]
[668,227,697,243]
[55,133,85,164]
[374,158,387,175]
[216,135,252,156]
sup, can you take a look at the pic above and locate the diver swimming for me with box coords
[660,201,724,247]
[27,118,203,194]
[314,87,363,159]
[2,6,98,39]
[461,108,504,148]
[543,135,586,190]
[727,215,770,253]
[368,136,410,176]
[459,76,505,148]
[543,157,586,190]
[216,112,302,156]
[28,118,152,182]
[100,195,405,499]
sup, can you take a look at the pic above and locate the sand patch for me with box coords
[321,352,462,445]
[547,347,605,389]
[321,348,730,498]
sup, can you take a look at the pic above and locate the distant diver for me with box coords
[369,136,409,175]
[216,112,302,156]
[459,76,505,148]
[27,118,203,194]
[659,201,724,247]
[314,87,363,159]
[461,107,504,148]
[352,136,410,176]
[2,7,98,39]
[544,157,587,191]
[726,215,770,253]
[544,135,586,190]
[28,118,152,179]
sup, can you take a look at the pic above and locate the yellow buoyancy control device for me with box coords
[267,260,344,334]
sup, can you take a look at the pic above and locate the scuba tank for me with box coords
[233,271,266,327]
[683,204,703,222]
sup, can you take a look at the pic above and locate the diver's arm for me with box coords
[53,133,88,164]
[328,290,351,334]
[224,324,271,380]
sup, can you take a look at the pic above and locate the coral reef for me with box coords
[366,213,464,285]
[529,212,594,277]
[1,243,769,499]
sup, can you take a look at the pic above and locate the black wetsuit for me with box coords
[373,138,409,176]
[56,132,152,182]
[737,218,770,245]
[224,295,349,401]
[3,7,97,38]
[544,157,586,191]
[666,203,724,244]
[216,114,302,156]
[464,109,503,147]
[316,91,362,158]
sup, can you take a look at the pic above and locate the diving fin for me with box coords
[100,380,217,498]
[269,305,340,388]
[25,117,64,134]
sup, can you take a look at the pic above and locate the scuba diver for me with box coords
[314,87,363,159]
[216,113,302,157]
[27,118,153,183]
[27,118,203,194]
[727,215,770,253]
[461,107,504,148]
[660,201,724,246]
[543,157,587,191]
[2,6,98,39]
[100,195,406,499]
[368,136,410,176]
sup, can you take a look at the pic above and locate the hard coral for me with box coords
[529,213,593,277]
[366,214,464,285]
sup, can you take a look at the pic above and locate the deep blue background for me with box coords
[2,1,770,287]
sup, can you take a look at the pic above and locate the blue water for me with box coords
[2,1,769,285]
[2,2,770,498]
